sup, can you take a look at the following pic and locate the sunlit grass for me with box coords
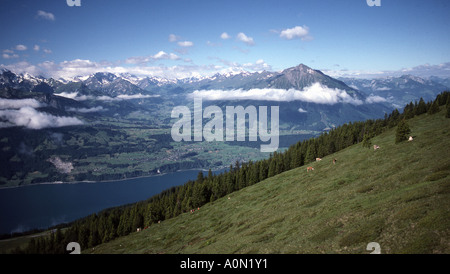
[87,110,450,254]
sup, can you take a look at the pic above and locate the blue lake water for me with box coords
[0,169,224,235]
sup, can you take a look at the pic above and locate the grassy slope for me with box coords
[87,110,450,254]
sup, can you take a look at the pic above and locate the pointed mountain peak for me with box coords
[283,63,319,75]
[92,72,118,82]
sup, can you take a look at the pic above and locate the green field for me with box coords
[84,109,450,254]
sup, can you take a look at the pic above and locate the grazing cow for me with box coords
[137,228,141,232]
[373,145,380,150]
[333,158,337,165]
[316,158,322,161]
[307,166,314,172]
[408,136,413,141]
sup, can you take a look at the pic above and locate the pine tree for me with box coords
[415,98,427,115]
[427,99,439,115]
[362,134,372,149]
[403,102,415,119]
[196,171,204,184]
[395,119,411,144]
[268,159,277,178]
[208,168,213,179]
[305,143,316,163]
[446,102,450,118]
[446,96,450,118]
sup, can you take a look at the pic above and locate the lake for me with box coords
[0,169,225,235]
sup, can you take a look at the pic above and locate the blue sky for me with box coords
[1,0,449,79]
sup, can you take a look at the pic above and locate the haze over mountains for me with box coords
[0,63,448,133]
[339,74,449,108]
[2,63,448,104]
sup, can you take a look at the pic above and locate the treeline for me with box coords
[13,91,450,254]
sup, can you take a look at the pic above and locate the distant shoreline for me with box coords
[0,167,228,190]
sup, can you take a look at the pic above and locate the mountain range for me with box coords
[1,63,449,187]
[339,74,449,108]
[1,63,448,133]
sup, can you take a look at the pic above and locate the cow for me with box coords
[408,136,413,141]
[373,145,380,150]
[307,166,314,172]
[316,158,322,161]
[333,158,337,165]
[137,228,141,232]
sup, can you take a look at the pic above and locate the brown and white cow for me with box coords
[307,166,314,172]
[316,158,322,161]
[373,145,380,150]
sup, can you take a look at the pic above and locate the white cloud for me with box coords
[55,92,159,101]
[15,45,27,51]
[169,34,180,42]
[2,53,19,59]
[177,41,194,47]
[324,62,450,79]
[365,95,387,104]
[33,45,40,51]
[0,98,44,109]
[3,49,14,54]
[124,56,151,65]
[153,51,180,60]
[2,55,266,81]
[37,10,55,21]
[105,94,160,100]
[190,83,363,105]
[298,107,307,113]
[43,48,52,54]
[0,99,83,130]
[242,59,271,71]
[55,92,87,101]
[237,32,255,46]
[220,32,231,40]
[66,106,106,113]
[280,25,310,40]
[375,87,391,91]
[0,106,83,129]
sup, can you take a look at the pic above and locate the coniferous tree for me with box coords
[362,134,372,149]
[427,99,440,115]
[404,102,415,119]
[305,143,315,163]
[446,95,450,118]
[268,158,277,178]
[388,109,400,128]
[395,119,411,144]
[415,98,427,115]
[208,168,213,179]
[197,171,204,184]
[446,101,450,118]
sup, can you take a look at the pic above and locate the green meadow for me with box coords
[86,109,450,254]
